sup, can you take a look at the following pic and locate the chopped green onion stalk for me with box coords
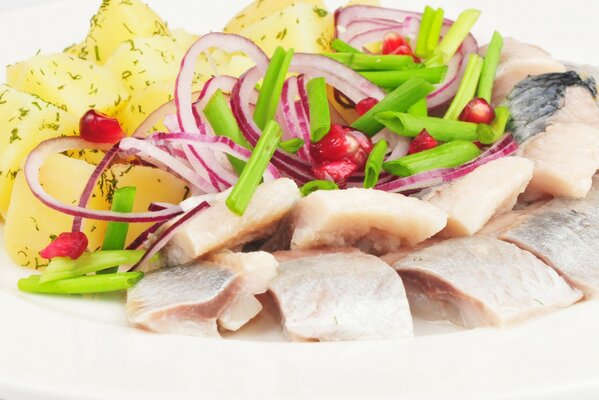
[324,53,416,71]
[427,8,445,55]
[279,138,305,154]
[478,106,511,144]
[351,77,435,136]
[331,38,361,54]
[227,155,246,176]
[300,180,339,197]
[407,98,428,117]
[437,9,481,63]
[444,54,484,120]
[307,77,331,142]
[205,89,252,149]
[19,272,144,295]
[364,140,388,188]
[415,6,435,58]
[360,66,448,88]
[99,186,136,274]
[383,140,481,177]
[40,250,151,283]
[376,112,478,141]
[226,120,282,215]
[477,31,504,103]
[253,47,294,130]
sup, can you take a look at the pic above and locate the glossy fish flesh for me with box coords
[289,188,447,254]
[269,253,413,341]
[392,236,582,328]
[424,156,533,237]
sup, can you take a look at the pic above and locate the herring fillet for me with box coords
[289,188,447,254]
[164,178,300,266]
[126,261,240,337]
[392,237,582,328]
[269,253,413,341]
[424,156,534,237]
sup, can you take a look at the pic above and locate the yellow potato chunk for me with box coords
[171,28,200,52]
[116,81,174,135]
[6,53,128,117]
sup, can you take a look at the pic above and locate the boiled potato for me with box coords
[64,41,92,62]
[6,53,128,117]
[116,81,174,135]
[237,2,334,55]
[171,28,200,52]
[346,0,381,5]
[225,0,326,34]
[0,85,79,217]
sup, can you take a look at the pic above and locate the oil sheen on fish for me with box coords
[391,237,582,328]
[269,253,413,341]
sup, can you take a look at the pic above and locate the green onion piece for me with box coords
[364,140,388,188]
[375,111,478,141]
[205,89,252,149]
[407,98,428,117]
[307,77,331,142]
[300,180,339,197]
[331,38,361,54]
[99,186,136,274]
[360,66,448,88]
[444,54,484,120]
[253,47,294,130]
[383,140,481,177]
[279,138,305,154]
[324,53,416,71]
[477,31,504,103]
[227,155,246,176]
[19,272,144,295]
[437,9,481,63]
[427,8,445,55]
[226,120,282,215]
[415,6,436,58]
[351,77,435,136]
[478,106,511,144]
[39,250,149,283]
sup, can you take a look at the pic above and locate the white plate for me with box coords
[1,0,599,399]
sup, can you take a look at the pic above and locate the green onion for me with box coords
[375,112,478,141]
[18,272,144,295]
[300,180,339,197]
[99,186,136,274]
[444,54,484,120]
[415,6,435,58]
[279,138,305,153]
[478,106,510,144]
[364,140,388,188]
[253,47,294,130]
[227,156,246,176]
[407,98,428,117]
[331,38,361,54]
[360,66,448,88]
[477,31,504,103]
[204,89,252,149]
[307,77,331,142]
[226,120,282,215]
[351,77,435,136]
[437,9,481,63]
[427,8,445,55]
[39,250,150,283]
[324,53,416,71]
[383,140,481,177]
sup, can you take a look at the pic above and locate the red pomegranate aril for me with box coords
[355,97,379,116]
[459,98,496,125]
[382,32,408,55]
[80,109,125,143]
[312,160,358,188]
[39,231,89,260]
[310,124,373,169]
[408,129,438,155]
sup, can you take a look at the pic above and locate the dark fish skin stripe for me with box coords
[506,71,597,144]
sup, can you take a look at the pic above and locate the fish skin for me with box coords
[495,177,599,298]
[126,261,240,337]
[392,236,582,328]
[269,253,413,341]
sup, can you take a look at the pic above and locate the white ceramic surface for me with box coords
[1,0,599,399]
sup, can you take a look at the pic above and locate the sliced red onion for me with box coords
[126,221,166,251]
[336,5,420,39]
[179,193,217,212]
[24,137,183,222]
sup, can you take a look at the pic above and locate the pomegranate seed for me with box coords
[310,124,373,169]
[355,97,379,116]
[80,109,125,143]
[408,129,438,155]
[312,160,358,188]
[459,98,496,125]
[382,32,408,55]
[40,232,88,260]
